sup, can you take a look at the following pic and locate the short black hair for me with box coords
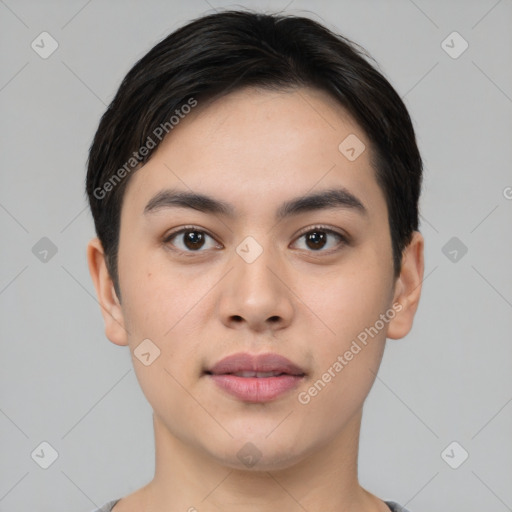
[86,9,423,296]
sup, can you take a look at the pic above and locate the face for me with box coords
[92,86,421,471]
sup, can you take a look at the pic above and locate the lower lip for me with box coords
[208,374,303,402]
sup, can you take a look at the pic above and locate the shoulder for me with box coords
[91,498,408,512]
[89,499,121,512]
[385,501,412,512]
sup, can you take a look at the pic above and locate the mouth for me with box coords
[215,370,293,378]
[205,352,306,403]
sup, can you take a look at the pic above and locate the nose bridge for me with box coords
[218,232,294,329]
[233,233,283,297]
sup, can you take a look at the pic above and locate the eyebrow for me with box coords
[143,187,367,220]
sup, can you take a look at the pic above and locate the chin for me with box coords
[205,435,307,473]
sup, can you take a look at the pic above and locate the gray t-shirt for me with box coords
[91,498,411,511]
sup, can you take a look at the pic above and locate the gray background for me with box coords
[1,0,511,510]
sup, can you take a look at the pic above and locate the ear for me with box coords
[387,231,425,340]
[87,237,128,346]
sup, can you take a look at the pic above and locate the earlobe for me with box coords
[387,231,425,340]
[86,237,128,346]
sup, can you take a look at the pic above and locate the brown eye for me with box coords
[182,230,205,250]
[164,228,220,252]
[292,227,346,252]
[305,231,327,250]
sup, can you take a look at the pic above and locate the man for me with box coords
[86,10,424,511]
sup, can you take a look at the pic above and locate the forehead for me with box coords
[166,86,362,160]
[122,86,386,221]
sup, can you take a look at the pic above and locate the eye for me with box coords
[163,227,221,252]
[292,226,347,252]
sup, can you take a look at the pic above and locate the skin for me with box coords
[88,86,424,512]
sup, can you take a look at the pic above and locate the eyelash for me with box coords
[162,224,348,255]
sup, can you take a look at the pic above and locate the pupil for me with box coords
[307,231,326,250]
[185,231,204,250]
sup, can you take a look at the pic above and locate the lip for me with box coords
[205,352,306,403]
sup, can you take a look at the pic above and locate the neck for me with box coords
[138,410,384,512]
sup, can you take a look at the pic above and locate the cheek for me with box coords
[118,251,217,386]
[295,270,390,428]
[118,244,188,336]
[120,262,206,421]
[296,261,392,404]
[299,263,392,345]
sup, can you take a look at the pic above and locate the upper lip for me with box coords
[206,352,306,376]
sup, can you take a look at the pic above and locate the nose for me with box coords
[217,239,294,333]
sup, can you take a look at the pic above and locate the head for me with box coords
[86,10,424,471]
